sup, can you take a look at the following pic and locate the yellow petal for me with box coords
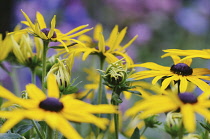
[47,74,60,98]
[98,33,105,53]
[93,24,103,40]
[54,115,82,139]
[21,10,35,30]
[0,114,23,133]
[26,84,46,100]
[179,77,188,93]
[187,77,210,92]
[48,15,56,38]
[36,12,47,29]
[181,104,195,132]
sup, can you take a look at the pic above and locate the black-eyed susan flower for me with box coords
[162,49,210,60]
[130,55,210,93]
[0,74,117,139]
[125,91,210,133]
[16,10,92,52]
[62,24,138,66]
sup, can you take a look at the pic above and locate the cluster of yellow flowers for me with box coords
[0,10,210,139]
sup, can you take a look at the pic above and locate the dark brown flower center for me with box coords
[170,63,193,76]
[178,93,198,104]
[39,97,64,112]
[41,28,57,38]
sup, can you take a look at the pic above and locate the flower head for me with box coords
[126,91,210,133]
[62,24,138,66]
[130,55,210,92]
[0,74,117,139]
[14,10,92,52]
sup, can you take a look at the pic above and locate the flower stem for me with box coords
[42,40,49,93]
[97,56,105,105]
[140,126,147,136]
[112,100,119,139]
[31,68,36,84]
[31,120,45,139]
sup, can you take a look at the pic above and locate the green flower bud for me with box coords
[103,59,127,87]
[47,58,77,94]
[165,112,183,137]
[144,115,161,128]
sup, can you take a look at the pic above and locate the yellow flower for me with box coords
[62,24,138,66]
[0,74,117,139]
[126,91,210,133]
[130,55,210,93]
[162,49,210,60]
[15,10,92,52]
[0,34,13,62]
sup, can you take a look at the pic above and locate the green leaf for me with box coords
[15,124,33,135]
[130,127,140,139]
[0,133,25,139]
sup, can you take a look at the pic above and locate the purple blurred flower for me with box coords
[129,24,152,44]
[175,7,209,35]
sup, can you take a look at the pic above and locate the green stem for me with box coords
[10,67,20,96]
[178,124,184,139]
[112,101,119,139]
[97,56,105,105]
[42,40,49,93]
[31,68,36,84]
[140,126,147,136]
[31,120,45,139]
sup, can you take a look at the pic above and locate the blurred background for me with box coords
[0,0,210,138]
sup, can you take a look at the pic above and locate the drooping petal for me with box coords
[179,77,188,93]
[187,76,210,92]
[0,113,23,133]
[181,104,195,132]
[47,74,60,98]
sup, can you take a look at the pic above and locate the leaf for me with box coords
[15,124,33,135]
[130,127,140,139]
[0,133,25,139]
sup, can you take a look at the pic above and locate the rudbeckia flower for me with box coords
[0,74,117,139]
[126,91,210,132]
[15,10,92,52]
[162,49,210,60]
[130,55,210,93]
[61,24,138,66]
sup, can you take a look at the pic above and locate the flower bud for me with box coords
[165,112,183,137]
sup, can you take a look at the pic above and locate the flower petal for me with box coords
[26,84,46,100]
[36,12,47,29]
[47,74,60,98]
[181,104,195,132]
